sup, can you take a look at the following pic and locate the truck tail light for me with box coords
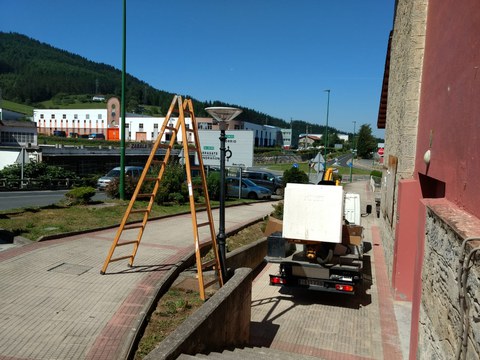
[335,284,354,292]
[270,276,287,285]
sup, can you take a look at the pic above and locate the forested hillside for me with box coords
[0,32,346,144]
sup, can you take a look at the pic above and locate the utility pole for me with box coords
[323,90,331,168]
[350,120,356,182]
[120,0,127,200]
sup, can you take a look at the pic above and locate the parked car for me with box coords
[53,130,66,137]
[89,133,105,140]
[241,170,283,195]
[226,177,272,200]
[97,166,143,190]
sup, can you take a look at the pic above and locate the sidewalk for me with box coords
[0,201,276,360]
[250,181,410,360]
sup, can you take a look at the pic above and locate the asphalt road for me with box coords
[0,190,108,211]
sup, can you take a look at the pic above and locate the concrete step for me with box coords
[179,346,325,359]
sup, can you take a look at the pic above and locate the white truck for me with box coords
[266,182,370,295]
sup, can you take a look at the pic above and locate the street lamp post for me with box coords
[205,107,242,281]
[323,90,330,172]
[350,120,356,182]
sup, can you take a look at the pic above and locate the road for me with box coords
[0,190,108,211]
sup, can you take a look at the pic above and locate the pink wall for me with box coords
[416,0,480,217]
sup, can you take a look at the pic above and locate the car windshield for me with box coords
[105,170,121,177]
[242,178,257,187]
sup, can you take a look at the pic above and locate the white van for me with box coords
[97,166,143,190]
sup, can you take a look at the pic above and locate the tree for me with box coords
[356,124,377,159]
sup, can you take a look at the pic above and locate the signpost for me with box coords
[197,130,254,167]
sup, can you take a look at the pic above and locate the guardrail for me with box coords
[0,178,79,191]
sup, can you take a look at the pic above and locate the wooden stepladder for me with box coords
[100,95,223,300]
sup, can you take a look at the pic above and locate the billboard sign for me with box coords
[197,130,254,167]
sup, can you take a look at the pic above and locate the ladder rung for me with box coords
[197,221,211,228]
[195,203,207,208]
[117,240,139,246]
[137,193,154,199]
[165,126,177,132]
[123,224,144,230]
[130,209,149,214]
[157,144,171,149]
[202,259,217,269]
[144,177,159,182]
[152,160,165,165]
[190,166,201,171]
[185,128,195,133]
[110,255,133,263]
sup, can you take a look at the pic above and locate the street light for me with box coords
[350,120,356,183]
[205,106,242,281]
[323,90,331,173]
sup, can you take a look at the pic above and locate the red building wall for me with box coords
[416,0,480,216]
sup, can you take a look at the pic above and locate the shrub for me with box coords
[370,170,382,178]
[65,186,96,205]
[271,201,284,220]
[282,166,309,186]
[105,176,139,199]
[206,172,221,201]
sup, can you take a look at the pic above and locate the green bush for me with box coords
[282,166,309,186]
[271,201,284,220]
[370,170,382,178]
[154,163,188,205]
[206,172,221,201]
[65,186,96,205]
[105,176,139,199]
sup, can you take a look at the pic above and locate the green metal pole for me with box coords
[350,120,356,183]
[120,0,126,200]
[323,90,330,171]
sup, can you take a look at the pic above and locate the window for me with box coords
[74,114,78,120]
[63,114,66,119]
[154,124,158,129]
[86,114,90,120]
[51,114,55,119]
[98,114,102,120]
[40,114,44,119]
[139,123,144,129]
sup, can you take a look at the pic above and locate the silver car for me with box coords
[97,166,143,190]
[226,177,272,200]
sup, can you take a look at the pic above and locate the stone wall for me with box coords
[418,204,480,359]
[380,0,427,280]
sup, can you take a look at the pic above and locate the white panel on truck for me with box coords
[282,183,344,243]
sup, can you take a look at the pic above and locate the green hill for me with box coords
[0,31,342,144]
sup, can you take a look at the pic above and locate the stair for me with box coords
[177,346,325,359]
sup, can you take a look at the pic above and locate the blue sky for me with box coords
[2,1,394,137]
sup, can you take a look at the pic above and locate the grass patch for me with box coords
[265,162,371,176]
[2,100,34,116]
[0,198,259,241]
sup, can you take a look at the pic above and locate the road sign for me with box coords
[198,130,254,167]
[378,148,384,156]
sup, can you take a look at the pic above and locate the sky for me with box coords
[2,1,395,138]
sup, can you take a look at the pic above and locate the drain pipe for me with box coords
[455,237,480,360]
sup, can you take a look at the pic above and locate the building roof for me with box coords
[377,31,392,129]
[0,119,36,129]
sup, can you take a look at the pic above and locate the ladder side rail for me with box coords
[186,100,223,286]
[179,106,207,300]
